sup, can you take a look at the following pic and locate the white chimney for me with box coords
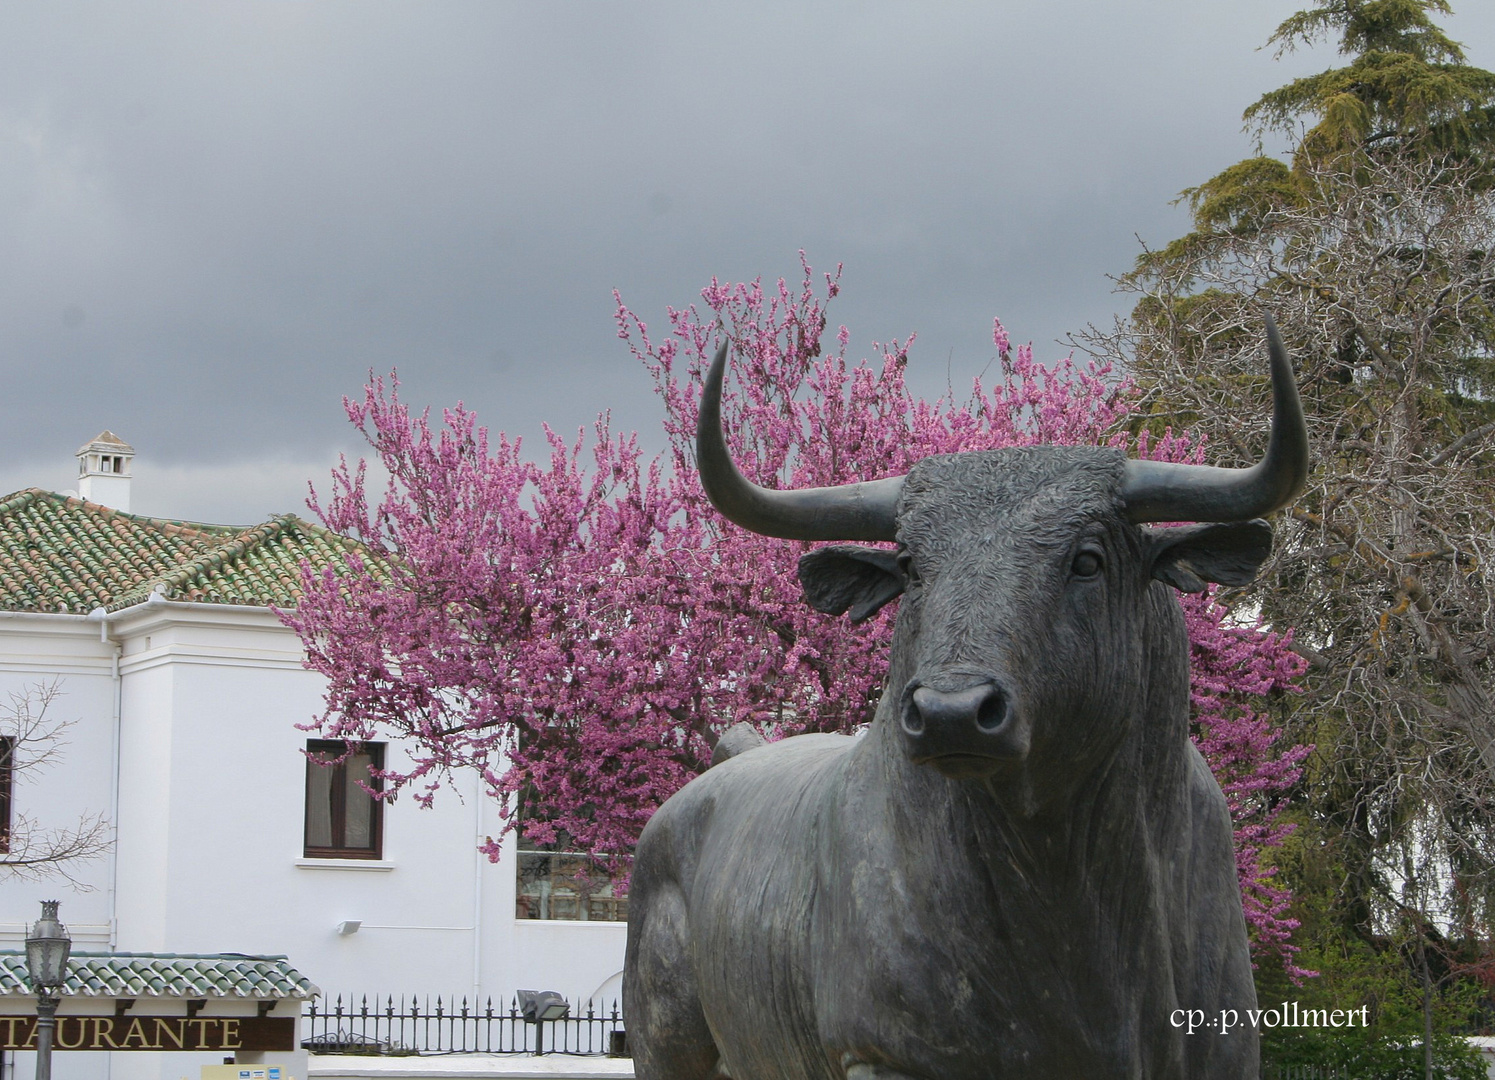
[76,431,134,511]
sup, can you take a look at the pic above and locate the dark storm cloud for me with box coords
[1,2,1491,523]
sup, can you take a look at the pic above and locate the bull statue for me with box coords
[624,318,1308,1079]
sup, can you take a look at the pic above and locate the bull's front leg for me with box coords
[626,880,723,1080]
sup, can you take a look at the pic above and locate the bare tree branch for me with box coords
[1079,153,1495,939]
[1428,419,1495,466]
[0,681,112,889]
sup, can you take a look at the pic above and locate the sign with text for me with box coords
[0,1015,294,1052]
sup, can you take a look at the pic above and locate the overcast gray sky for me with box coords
[3,2,1493,526]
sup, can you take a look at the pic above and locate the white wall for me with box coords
[110,600,625,1006]
[0,601,628,1079]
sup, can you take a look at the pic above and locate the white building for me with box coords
[0,435,627,1078]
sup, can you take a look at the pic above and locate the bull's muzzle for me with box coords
[899,679,1027,779]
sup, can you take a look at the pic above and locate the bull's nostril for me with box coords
[900,701,926,736]
[975,690,1008,733]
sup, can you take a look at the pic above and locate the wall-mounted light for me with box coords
[335,920,362,936]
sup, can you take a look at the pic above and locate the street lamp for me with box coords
[24,901,71,1080]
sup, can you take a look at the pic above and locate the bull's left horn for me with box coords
[696,340,904,541]
[1121,313,1309,523]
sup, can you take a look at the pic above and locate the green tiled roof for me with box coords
[0,952,318,999]
[0,489,377,613]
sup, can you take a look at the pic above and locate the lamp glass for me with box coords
[24,900,71,991]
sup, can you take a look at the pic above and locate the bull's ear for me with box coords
[1146,520,1273,593]
[798,545,906,623]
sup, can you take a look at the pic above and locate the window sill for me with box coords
[295,858,395,872]
[514,918,628,928]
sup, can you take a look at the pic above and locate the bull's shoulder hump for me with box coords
[1184,740,1230,816]
[698,731,858,786]
[637,732,860,886]
[657,732,859,821]
[737,731,857,759]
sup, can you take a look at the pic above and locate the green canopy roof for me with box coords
[0,952,318,999]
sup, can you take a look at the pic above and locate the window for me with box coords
[512,812,628,922]
[303,740,384,859]
[508,739,628,921]
[515,847,628,922]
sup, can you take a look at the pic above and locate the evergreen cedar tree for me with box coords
[286,258,1311,974]
[1153,0,1495,263]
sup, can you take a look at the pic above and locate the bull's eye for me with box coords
[1071,548,1104,579]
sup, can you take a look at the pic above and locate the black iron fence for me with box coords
[1265,1068,1348,1079]
[302,994,626,1056]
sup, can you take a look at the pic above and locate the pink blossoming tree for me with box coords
[287,256,1309,972]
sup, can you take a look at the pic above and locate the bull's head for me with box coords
[697,318,1308,782]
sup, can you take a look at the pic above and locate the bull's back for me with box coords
[626,733,857,1080]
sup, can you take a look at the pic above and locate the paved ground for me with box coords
[308,1053,634,1079]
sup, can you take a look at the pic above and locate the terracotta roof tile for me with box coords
[0,490,380,613]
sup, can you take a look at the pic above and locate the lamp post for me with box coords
[24,901,71,1080]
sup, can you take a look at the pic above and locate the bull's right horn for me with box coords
[1120,313,1309,523]
[696,340,904,541]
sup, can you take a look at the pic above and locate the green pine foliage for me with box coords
[1140,0,1495,280]
[1250,0,1495,161]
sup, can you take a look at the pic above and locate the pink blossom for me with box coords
[992,316,1011,358]
[288,257,1309,972]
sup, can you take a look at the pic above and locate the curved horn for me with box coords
[695,340,904,541]
[1122,313,1309,523]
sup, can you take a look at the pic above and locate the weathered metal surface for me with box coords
[625,324,1307,1079]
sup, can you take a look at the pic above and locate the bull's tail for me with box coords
[709,723,765,768]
